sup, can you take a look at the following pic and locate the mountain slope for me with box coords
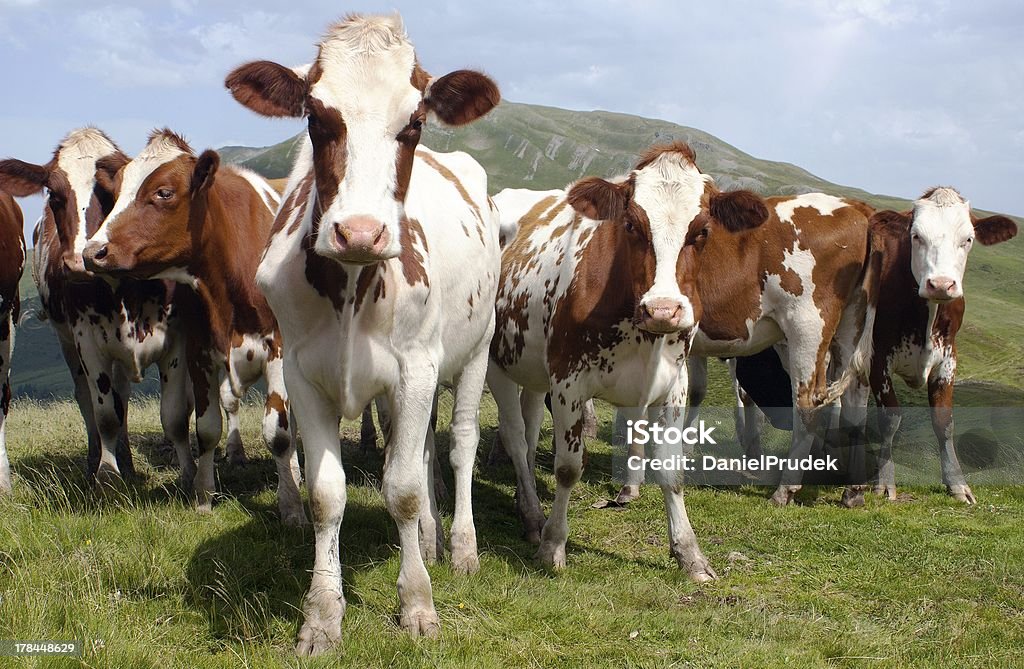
[12,101,1023,396]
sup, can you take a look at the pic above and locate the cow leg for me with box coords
[871,372,901,501]
[159,352,195,487]
[288,367,346,656]
[536,386,587,569]
[220,377,247,466]
[429,392,447,502]
[0,312,12,494]
[686,355,707,428]
[57,337,101,478]
[375,395,392,444]
[112,365,135,479]
[652,376,716,581]
[191,362,223,513]
[447,347,490,575]
[486,365,545,544]
[521,387,546,475]
[613,407,645,505]
[769,343,826,506]
[263,355,307,525]
[839,380,870,508]
[384,369,440,638]
[359,403,377,451]
[419,394,443,565]
[582,399,598,439]
[83,351,127,486]
[929,378,974,504]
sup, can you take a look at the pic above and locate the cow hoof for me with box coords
[399,608,440,638]
[673,548,717,582]
[196,500,213,514]
[451,550,480,576]
[948,485,977,505]
[769,486,799,506]
[296,590,345,655]
[295,618,342,656]
[840,487,866,508]
[872,484,897,500]
[614,485,640,506]
[94,462,122,488]
[536,541,567,570]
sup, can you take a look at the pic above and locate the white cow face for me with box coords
[225,14,499,267]
[910,187,1017,301]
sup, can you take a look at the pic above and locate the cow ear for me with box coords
[424,70,500,126]
[709,190,769,232]
[225,60,306,118]
[95,152,129,198]
[870,210,911,239]
[972,214,1018,246]
[0,158,50,197]
[191,150,220,196]
[567,177,632,222]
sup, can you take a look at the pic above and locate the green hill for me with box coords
[12,100,1024,397]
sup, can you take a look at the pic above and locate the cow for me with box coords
[840,187,1018,506]
[0,128,201,486]
[82,129,306,525]
[221,13,500,653]
[0,192,24,494]
[488,141,780,579]
[608,189,877,506]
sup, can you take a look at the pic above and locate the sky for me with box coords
[1,0,1022,241]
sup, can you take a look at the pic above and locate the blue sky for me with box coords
[1,0,1022,239]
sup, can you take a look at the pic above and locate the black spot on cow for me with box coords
[112,391,125,426]
[96,372,112,395]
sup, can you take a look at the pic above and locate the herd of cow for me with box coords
[0,14,1017,655]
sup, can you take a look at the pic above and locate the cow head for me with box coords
[83,129,215,282]
[224,13,499,265]
[567,142,768,335]
[884,187,1018,302]
[0,128,125,281]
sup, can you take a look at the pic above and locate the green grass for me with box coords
[2,390,1024,668]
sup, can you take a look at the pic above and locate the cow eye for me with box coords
[624,220,636,234]
[411,118,423,131]
[911,232,921,242]
[156,188,174,200]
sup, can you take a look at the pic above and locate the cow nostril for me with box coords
[94,245,109,260]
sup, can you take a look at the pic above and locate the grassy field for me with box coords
[2,381,1024,668]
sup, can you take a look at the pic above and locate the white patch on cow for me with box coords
[308,15,418,261]
[775,193,846,228]
[233,166,281,213]
[152,266,199,288]
[94,133,190,245]
[54,128,121,256]
[910,188,973,299]
[493,188,562,246]
[632,152,711,328]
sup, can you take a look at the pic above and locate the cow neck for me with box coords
[187,180,264,353]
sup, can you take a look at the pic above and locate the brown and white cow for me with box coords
[609,189,877,506]
[0,191,24,493]
[82,129,306,524]
[840,187,1018,506]
[0,128,202,485]
[489,142,777,578]
[223,14,500,653]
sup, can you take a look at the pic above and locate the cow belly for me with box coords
[692,317,783,358]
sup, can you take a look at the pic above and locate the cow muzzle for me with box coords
[82,241,115,272]
[327,215,393,264]
[920,276,961,302]
[638,298,693,334]
[62,252,96,282]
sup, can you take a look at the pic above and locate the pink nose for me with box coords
[641,298,685,332]
[924,276,958,300]
[333,215,390,262]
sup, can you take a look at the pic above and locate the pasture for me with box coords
[2,381,1023,668]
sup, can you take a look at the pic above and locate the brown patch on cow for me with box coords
[410,60,431,92]
[266,391,288,424]
[353,265,379,313]
[634,141,696,170]
[307,98,348,212]
[0,193,23,322]
[555,464,579,488]
[399,217,430,288]
[269,168,314,237]
[391,493,420,522]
